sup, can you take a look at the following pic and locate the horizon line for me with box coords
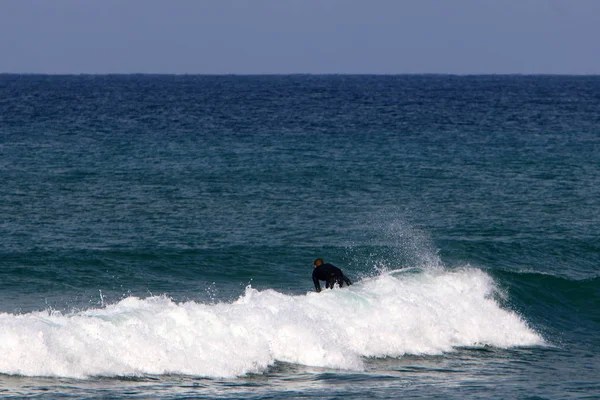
[1,72,599,77]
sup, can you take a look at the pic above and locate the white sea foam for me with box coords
[0,268,544,378]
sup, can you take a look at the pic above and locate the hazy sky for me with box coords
[1,0,599,74]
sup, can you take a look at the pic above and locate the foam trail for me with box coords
[0,268,543,378]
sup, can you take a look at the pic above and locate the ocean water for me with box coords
[0,75,599,399]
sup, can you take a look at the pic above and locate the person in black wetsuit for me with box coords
[312,258,352,292]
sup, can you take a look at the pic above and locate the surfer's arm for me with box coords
[343,275,352,286]
[313,275,321,292]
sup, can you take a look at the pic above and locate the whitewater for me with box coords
[0,268,544,379]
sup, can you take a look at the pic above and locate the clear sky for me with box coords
[1,0,599,74]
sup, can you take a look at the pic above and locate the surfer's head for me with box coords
[313,258,323,268]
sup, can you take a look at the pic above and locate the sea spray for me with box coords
[0,268,544,379]
[345,213,443,276]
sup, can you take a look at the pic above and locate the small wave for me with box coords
[0,268,543,379]
[491,269,600,333]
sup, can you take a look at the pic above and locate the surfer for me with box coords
[312,258,352,292]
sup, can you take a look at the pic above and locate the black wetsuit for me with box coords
[312,263,352,292]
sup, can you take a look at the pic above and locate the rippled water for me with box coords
[1,75,598,398]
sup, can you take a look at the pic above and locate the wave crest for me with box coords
[0,268,543,378]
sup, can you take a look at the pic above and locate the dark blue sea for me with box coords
[1,75,599,399]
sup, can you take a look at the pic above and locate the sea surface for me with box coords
[0,74,599,399]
